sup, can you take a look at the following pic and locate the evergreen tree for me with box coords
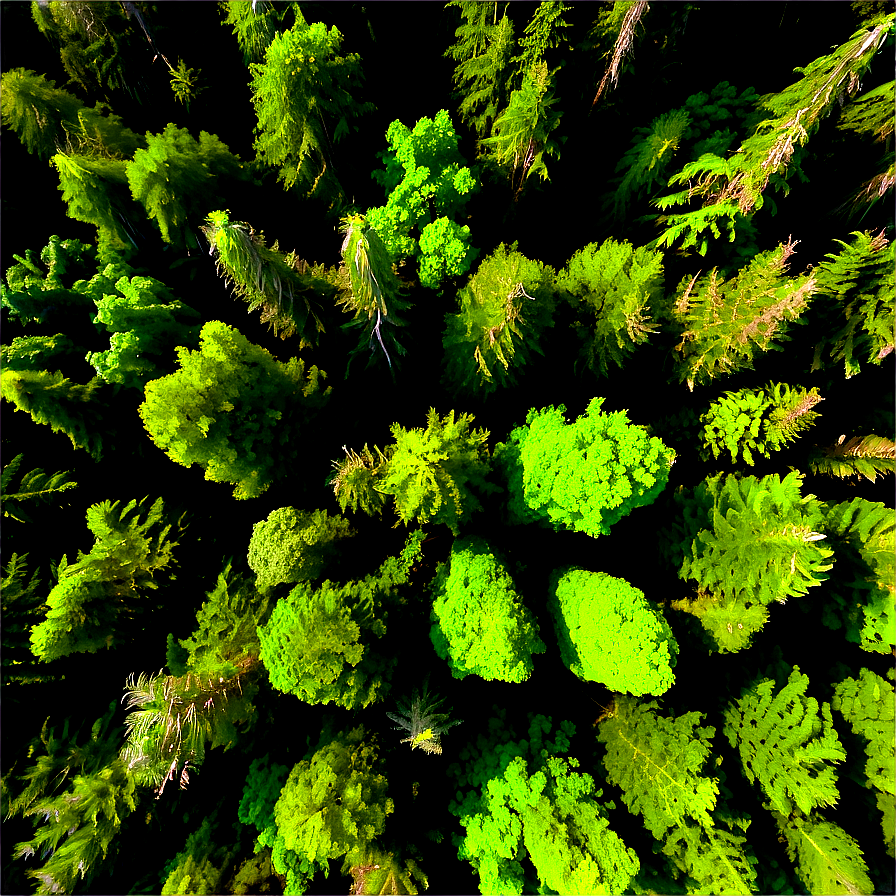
[159,813,235,896]
[346,846,429,896]
[327,444,390,517]
[29,497,184,663]
[670,239,817,390]
[1,454,77,525]
[220,0,301,65]
[429,536,545,683]
[1,334,79,373]
[495,396,675,537]
[808,433,896,483]
[1,554,51,688]
[386,680,462,755]
[442,242,556,397]
[250,18,374,205]
[556,237,664,376]
[139,321,331,499]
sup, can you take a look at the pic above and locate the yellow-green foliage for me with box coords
[548,569,678,696]
[429,536,545,682]
[160,815,235,896]
[496,396,675,537]
[139,321,331,500]
[247,506,355,592]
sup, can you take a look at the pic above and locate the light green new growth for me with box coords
[248,506,355,592]
[548,569,678,696]
[556,238,663,376]
[723,666,845,817]
[219,0,299,65]
[30,497,182,663]
[496,396,675,537]
[386,680,462,755]
[596,696,719,839]
[810,230,895,377]
[1,334,77,372]
[442,242,556,396]
[429,536,545,683]
[671,239,817,390]
[700,382,824,465]
[139,321,331,499]
[671,588,770,655]
[160,814,235,896]
[832,668,895,857]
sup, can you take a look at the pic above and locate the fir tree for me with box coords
[328,444,390,517]
[160,813,235,896]
[386,679,462,755]
[1,454,77,525]
[139,321,331,499]
[1,334,79,373]
[589,0,650,107]
[220,0,301,66]
[1,554,51,688]
[442,242,556,397]
[808,433,896,483]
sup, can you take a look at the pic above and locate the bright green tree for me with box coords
[250,18,374,205]
[808,433,896,483]
[429,536,545,683]
[247,506,355,592]
[548,568,678,696]
[556,238,664,376]
[441,242,556,397]
[139,321,331,499]
[327,444,390,517]
[495,396,675,537]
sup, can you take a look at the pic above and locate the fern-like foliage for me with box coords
[557,237,664,376]
[818,498,894,653]
[1,553,51,688]
[670,588,770,655]
[810,230,895,377]
[809,433,896,482]
[1,454,77,524]
[832,668,895,858]
[329,444,390,517]
[1,334,79,373]
[29,497,184,663]
[219,0,299,65]
[442,242,556,397]
[670,239,817,390]
[700,382,824,465]
[201,209,329,345]
[596,696,719,840]
[386,680,462,755]
[722,666,846,817]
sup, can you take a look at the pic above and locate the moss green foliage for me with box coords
[810,230,895,377]
[250,18,374,204]
[723,666,845,816]
[449,711,639,895]
[442,242,556,397]
[386,683,462,756]
[337,213,410,371]
[700,382,824,465]
[347,845,429,895]
[429,536,545,683]
[1,334,78,373]
[274,726,393,871]
[670,240,816,390]
[247,506,355,592]
[377,408,495,534]
[202,209,330,345]
[86,271,202,389]
[832,668,895,857]
[160,814,235,896]
[1,454,77,525]
[367,109,478,288]
[818,498,894,653]
[809,433,896,483]
[556,238,664,376]
[548,568,677,695]
[139,321,330,499]
[5,701,137,896]
[29,497,182,662]
[328,444,390,517]
[655,15,893,251]
[597,696,719,839]
[0,67,144,161]
[444,0,516,140]
[257,531,423,708]
[496,396,675,537]
[126,124,246,249]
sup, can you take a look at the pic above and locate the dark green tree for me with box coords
[386,680,462,755]
[220,0,302,65]
[139,321,331,499]
[160,812,236,896]
[1,454,77,525]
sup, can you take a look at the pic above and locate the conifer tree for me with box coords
[347,846,429,896]
[670,239,817,390]
[808,433,896,483]
[1,454,77,525]
[220,0,301,65]
[201,210,330,345]
[809,230,895,377]
[1,554,50,688]
[699,382,824,465]
[589,0,649,107]
[250,18,374,205]
[159,813,236,896]
[29,497,184,663]
[139,321,331,499]
[328,444,390,517]
[496,397,675,537]
[442,242,556,397]
[386,680,462,755]
[556,238,664,376]
[1,334,79,373]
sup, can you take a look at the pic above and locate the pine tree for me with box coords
[1,454,77,525]
[160,813,236,896]
[808,433,896,482]
[250,18,374,205]
[556,238,664,376]
[201,209,330,345]
[442,242,556,396]
[386,679,462,754]
[589,0,650,107]
[139,321,331,499]
[670,239,817,390]
[219,0,301,65]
